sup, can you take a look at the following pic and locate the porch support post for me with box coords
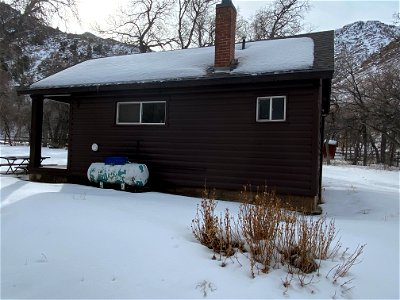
[319,78,332,203]
[319,115,325,202]
[29,95,44,168]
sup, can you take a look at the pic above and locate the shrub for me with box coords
[191,190,218,250]
[191,190,238,257]
[238,188,285,274]
[280,214,338,273]
[191,185,363,285]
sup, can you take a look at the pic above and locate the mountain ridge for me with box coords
[334,20,400,67]
[0,2,139,86]
[1,1,399,87]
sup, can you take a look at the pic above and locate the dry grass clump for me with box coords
[280,214,339,273]
[238,186,341,275]
[191,190,240,257]
[191,190,218,250]
[298,214,338,260]
[192,186,364,284]
[238,188,286,275]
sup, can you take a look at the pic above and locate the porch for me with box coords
[28,165,69,183]
[28,94,71,181]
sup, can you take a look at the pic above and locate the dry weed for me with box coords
[280,213,341,273]
[191,189,239,257]
[214,209,236,257]
[333,244,366,281]
[239,187,284,274]
[191,185,364,290]
[191,190,219,251]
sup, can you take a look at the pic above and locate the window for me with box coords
[116,101,166,125]
[256,96,286,122]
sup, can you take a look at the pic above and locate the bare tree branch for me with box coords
[95,0,174,53]
[174,0,217,49]
[250,0,310,40]
[6,0,80,27]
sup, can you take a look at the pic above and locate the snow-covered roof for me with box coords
[30,37,315,89]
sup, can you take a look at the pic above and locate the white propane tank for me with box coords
[87,162,149,187]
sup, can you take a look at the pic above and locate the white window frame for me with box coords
[116,101,166,125]
[256,96,287,122]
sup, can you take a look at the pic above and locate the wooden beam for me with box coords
[29,95,44,168]
[16,70,334,96]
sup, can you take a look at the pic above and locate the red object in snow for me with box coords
[323,141,337,159]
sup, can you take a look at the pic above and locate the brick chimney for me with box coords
[214,0,237,71]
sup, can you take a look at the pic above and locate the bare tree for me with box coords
[5,0,80,26]
[329,45,400,166]
[96,0,174,53]
[250,0,310,40]
[334,48,372,165]
[175,0,217,49]
[1,1,79,146]
[363,63,400,159]
[0,68,31,145]
[393,12,400,25]
[235,11,251,42]
[0,69,15,145]
[192,5,215,47]
[42,100,69,148]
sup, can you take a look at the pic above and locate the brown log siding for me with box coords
[68,79,321,197]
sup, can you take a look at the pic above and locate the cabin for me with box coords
[18,0,334,211]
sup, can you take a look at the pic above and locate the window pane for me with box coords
[118,103,140,123]
[142,102,166,123]
[272,97,285,120]
[258,99,270,120]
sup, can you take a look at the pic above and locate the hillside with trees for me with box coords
[0,1,138,147]
[328,21,400,166]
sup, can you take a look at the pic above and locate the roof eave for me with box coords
[17,69,334,96]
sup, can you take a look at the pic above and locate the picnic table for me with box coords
[0,156,50,174]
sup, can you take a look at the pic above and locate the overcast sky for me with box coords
[61,0,399,34]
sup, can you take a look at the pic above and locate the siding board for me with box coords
[68,80,321,196]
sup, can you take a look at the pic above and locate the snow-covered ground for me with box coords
[1,145,399,299]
